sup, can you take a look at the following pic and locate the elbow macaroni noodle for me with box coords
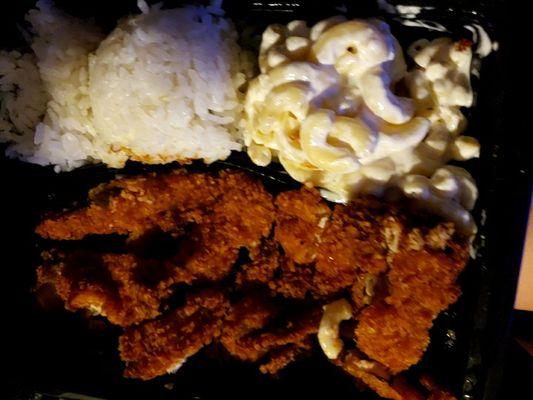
[399,166,478,234]
[244,18,481,234]
[318,299,353,359]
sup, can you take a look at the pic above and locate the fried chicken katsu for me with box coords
[220,293,320,373]
[313,198,390,297]
[35,169,470,400]
[274,188,331,264]
[37,252,163,326]
[355,222,468,373]
[120,288,229,380]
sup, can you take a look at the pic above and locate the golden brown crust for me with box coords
[220,294,278,361]
[235,239,280,287]
[36,170,274,242]
[268,257,315,299]
[36,171,220,240]
[355,222,469,373]
[259,339,313,374]
[221,296,320,366]
[313,199,389,296]
[355,300,431,374]
[119,288,229,380]
[274,188,331,264]
[350,272,384,310]
[241,306,321,355]
[37,252,162,327]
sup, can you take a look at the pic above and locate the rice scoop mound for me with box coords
[0,0,105,171]
[0,1,248,170]
[89,3,246,166]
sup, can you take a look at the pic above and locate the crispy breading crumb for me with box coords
[221,296,320,364]
[236,239,280,286]
[269,257,315,299]
[275,187,331,264]
[259,340,313,374]
[426,222,455,250]
[37,171,221,240]
[37,252,162,327]
[220,294,278,361]
[355,223,469,373]
[314,199,389,296]
[119,288,229,380]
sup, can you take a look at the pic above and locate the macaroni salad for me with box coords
[244,18,480,234]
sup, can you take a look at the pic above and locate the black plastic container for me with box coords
[2,1,529,399]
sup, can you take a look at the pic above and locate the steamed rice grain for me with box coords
[0,0,248,171]
[89,2,246,165]
[0,50,47,141]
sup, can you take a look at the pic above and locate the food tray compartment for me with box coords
[3,1,528,400]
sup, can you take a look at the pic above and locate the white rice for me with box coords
[0,51,47,141]
[1,0,104,171]
[0,0,248,171]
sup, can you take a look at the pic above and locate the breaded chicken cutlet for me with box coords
[355,224,468,373]
[38,170,275,284]
[220,293,321,374]
[35,169,470,400]
[37,251,163,326]
[119,288,229,380]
